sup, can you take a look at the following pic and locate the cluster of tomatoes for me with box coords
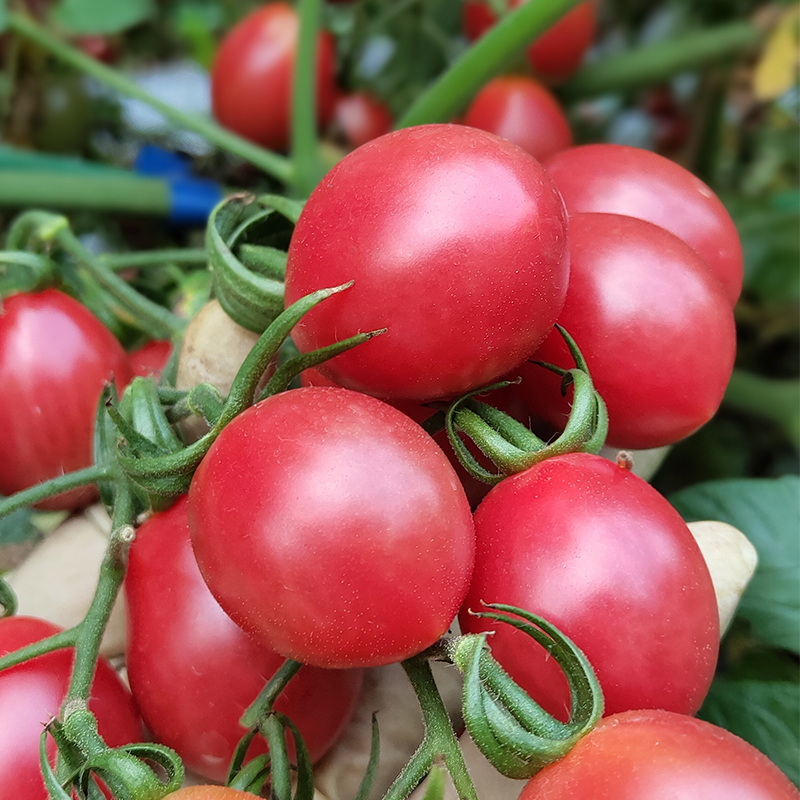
[0,3,796,800]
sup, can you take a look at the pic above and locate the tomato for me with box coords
[463,76,572,162]
[211,2,336,151]
[544,144,744,304]
[0,616,143,800]
[460,453,719,721]
[165,790,257,800]
[332,91,393,149]
[285,124,569,402]
[463,1,597,81]
[188,387,475,669]
[520,213,736,449]
[0,289,133,510]
[129,339,172,380]
[520,710,798,799]
[125,495,363,783]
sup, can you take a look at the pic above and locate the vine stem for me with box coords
[0,628,77,672]
[6,11,295,186]
[0,463,115,520]
[563,21,762,98]
[292,0,328,195]
[100,248,207,271]
[397,0,582,128]
[382,659,478,800]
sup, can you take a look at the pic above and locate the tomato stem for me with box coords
[397,0,583,127]
[6,11,295,186]
[563,22,762,99]
[0,627,77,673]
[0,463,116,520]
[293,0,329,195]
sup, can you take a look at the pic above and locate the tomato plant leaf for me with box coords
[52,0,155,35]
[698,679,800,787]
[670,476,800,654]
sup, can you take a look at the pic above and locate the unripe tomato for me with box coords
[463,75,572,161]
[0,289,133,509]
[211,2,337,151]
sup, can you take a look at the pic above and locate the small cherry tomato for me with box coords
[463,75,572,161]
[128,339,173,380]
[460,453,719,721]
[522,213,737,449]
[544,143,744,304]
[285,124,569,402]
[211,2,337,151]
[188,387,475,669]
[332,91,394,149]
[520,710,798,799]
[0,289,133,509]
[0,616,143,800]
[463,1,597,81]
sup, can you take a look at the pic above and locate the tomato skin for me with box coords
[285,124,569,402]
[126,495,362,783]
[332,91,393,149]
[0,289,133,510]
[188,387,475,669]
[522,213,737,449]
[0,616,143,800]
[211,2,336,151]
[463,1,596,81]
[129,339,172,380]
[544,144,743,304]
[460,453,719,721]
[521,710,798,799]
[463,76,572,162]
[165,789,259,800]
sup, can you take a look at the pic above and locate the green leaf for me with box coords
[698,679,799,787]
[52,0,155,34]
[670,476,800,653]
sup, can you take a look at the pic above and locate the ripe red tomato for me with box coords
[463,76,572,162]
[0,616,143,800]
[544,144,744,304]
[520,710,798,799]
[332,91,394,149]
[165,789,258,800]
[211,2,336,151]
[129,339,172,380]
[463,1,597,81]
[188,387,475,669]
[126,495,363,783]
[521,213,737,449]
[0,289,133,510]
[460,453,719,721]
[284,124,569,402]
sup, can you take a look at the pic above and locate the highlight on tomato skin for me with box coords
[285,124,570,402]
[331,90,394,149]
[462,75,573,162]
[0,616,144,800]
[210,1,337,151]
[520,710,799,799]
[0,289,134,510]
[126,495,364,783]
[460,453,720,722]
[188,386,476,669]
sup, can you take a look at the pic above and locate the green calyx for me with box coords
[448,604,604,779]
[445,325,608,483]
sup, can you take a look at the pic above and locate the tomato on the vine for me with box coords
[0,289,133,509]
[460,453,719,721]
[521,212,737,449]
[211,2,336,151]
[285,124,569,402]
[188,387,475,669]
[0,616,143,800]
[126,495,363,782]
[164,789,258,800]
[129,339,172,380]
[544,143,744,304]
[520,710,798,799]
[463,1,597,81]
[331,91,393,149]
[463,75,572,161]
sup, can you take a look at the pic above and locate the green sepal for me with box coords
[0,251,56,297]
[261,713,292,800]
[93,384,123,514]
[420,765,447,800]
[39,727,73,800]
[0,576,17,617]
[226,728,270,793]
[353,713,381,800]
[239,243,288,280]
[450,604,603,779]
[206,194,293,334]
[185,383,226,427]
